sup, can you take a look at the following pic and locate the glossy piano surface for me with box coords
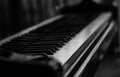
[0,11,116,77]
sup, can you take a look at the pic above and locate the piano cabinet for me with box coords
[0,11,116,77]
[0,20,116,77]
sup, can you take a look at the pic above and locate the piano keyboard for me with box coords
[0,11,115,77]
[0,12,100,55]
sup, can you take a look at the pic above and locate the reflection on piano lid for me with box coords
[0,11,115,77]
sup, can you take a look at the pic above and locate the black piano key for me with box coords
[50,32,76,37]
[55,26,82,32]
[34,27,56,33]
[23,46,53,51]
[30,43,59,51]
[1,45,25,50]
[12,36,40,42]
[42,38,70,44]
[44,34,72,40]
[32,42,63,48]
[42,34,73,43]
[25,45,58,52]
[38,38,68,43]
[38,45,59,51]
[1,39,31,51]
[57,26,84,34]
[7,32,47,45]
[1,41,30,51]
[48,32,75,36]
[20,49,53,55]
[12,38,37,42]
[21,32,46,38]
[20,45,58,55]
[2,41,30,46]
[53,30,76,35]
[34,40,65,46]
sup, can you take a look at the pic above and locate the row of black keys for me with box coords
[0,13,97,55]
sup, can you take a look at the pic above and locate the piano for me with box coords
[0,11,117,77]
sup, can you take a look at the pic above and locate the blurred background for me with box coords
[0,0,82,40]
[0,0,120,77]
